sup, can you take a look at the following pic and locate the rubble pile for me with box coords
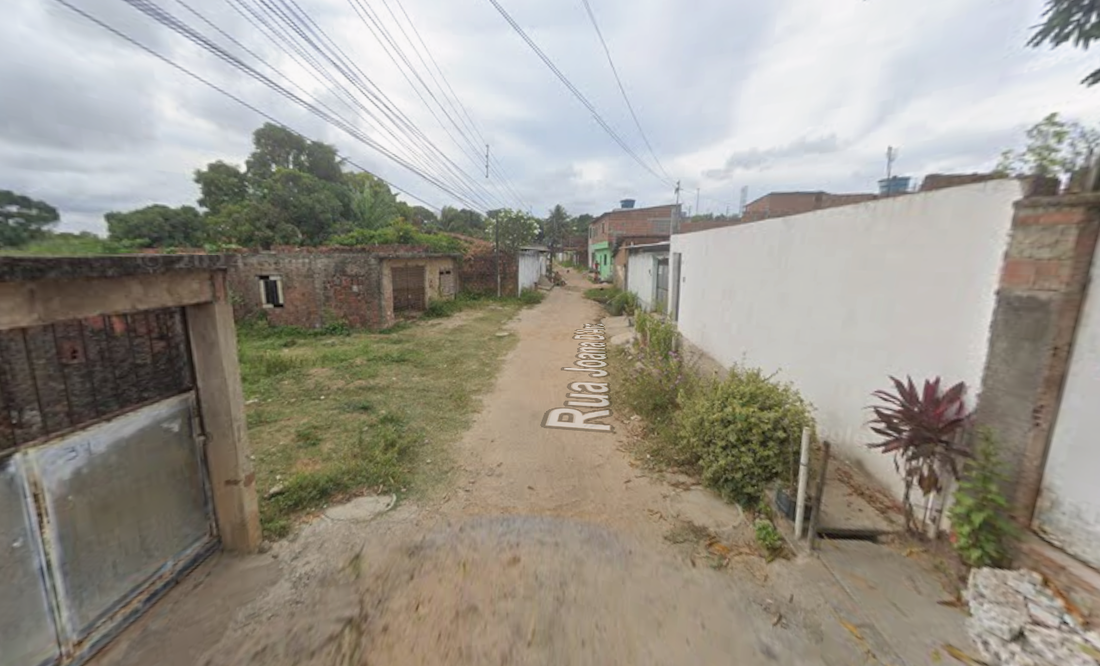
[967,568,1100,666]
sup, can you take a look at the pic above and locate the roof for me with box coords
[590,202,679,225]
[624,241,670,252]
[519,245,550,252]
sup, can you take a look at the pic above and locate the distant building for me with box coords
[587,200,680,282]
[878,176,912,196]
[741,191,878,223]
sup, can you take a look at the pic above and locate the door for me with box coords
[0,310,216,666]
[655,258,670,311]
[1033,240,1100,567]
[392,266,426,312]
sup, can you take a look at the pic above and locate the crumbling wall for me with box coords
[967,567,1100,665]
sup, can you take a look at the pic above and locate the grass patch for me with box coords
[240,298,523,538]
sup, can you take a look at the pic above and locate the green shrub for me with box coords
[607,290,638,316]
[754,519,784,560]
[678,365,814,507]
[949,428,1017,568]
[519,288,545,305]
[584,287,614,303]
[634,310,677,357]
[424,297,464,319]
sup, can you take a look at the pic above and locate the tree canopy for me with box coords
[0,190,59,247]
[995,112,1100,183]
[106,204,204,248]
[486,209,539,253]
[1029,0,1100,86]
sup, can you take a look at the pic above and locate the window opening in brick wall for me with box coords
[258,275,284,308]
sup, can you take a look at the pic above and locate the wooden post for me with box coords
[186,273,262,552]
[807,441,831,552]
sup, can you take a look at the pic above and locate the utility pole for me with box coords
[885,146,897,196]
[739,186,748,216]
[488,144,501,297]
[674,180,681,204]
[695,187,700,218]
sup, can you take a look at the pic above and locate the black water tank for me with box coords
[620,198,636,209]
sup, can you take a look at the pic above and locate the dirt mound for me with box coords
[202,515,821,666]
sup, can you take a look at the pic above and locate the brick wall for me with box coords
[742,192,877,222]
[589,205,677,246]
[973,191,1100,522]
[228,252,386,330]
[457,252,518,297]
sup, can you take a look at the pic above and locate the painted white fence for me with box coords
[670,180,1024,498]
[518,249,547,293]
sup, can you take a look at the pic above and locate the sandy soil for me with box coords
[105,273,843,666]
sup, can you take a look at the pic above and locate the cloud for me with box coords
[704,135,844,180]
[1,0,1099,233]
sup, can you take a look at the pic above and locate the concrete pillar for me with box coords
[974,192,1100,524]
[186,273,262,552]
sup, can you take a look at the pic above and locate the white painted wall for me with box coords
[670,180,1023,499]
[518,250,546,293]
[1033,238,1100,568]
[626,251,668,312]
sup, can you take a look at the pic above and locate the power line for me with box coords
[55,0,484,212]
[579,0,671,182]
[484,0,673,187]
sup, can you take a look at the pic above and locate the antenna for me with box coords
[886,146,897,182]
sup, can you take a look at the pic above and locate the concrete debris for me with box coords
[966,568,1100,665]
[266,484,287,499]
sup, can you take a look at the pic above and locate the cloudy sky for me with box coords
[3,0,1098,233]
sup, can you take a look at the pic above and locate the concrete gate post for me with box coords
[186,272,262,553]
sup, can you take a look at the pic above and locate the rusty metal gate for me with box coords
[392,265,426,312]
[1,309,217,666]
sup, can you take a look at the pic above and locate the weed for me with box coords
[341,399,374,413]
[754,519,784,559]
[583,287,613,303]
[948,428,1017,568]
[295,424,322,448]
[519,288,545,305]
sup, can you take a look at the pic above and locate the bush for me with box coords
[584,287,613,303]
[678,365,814,507]
[634,310,676,357]
[607,290,637,316]
[949,428,1017,568]
[754,519,784,560]
[519,288,545,305]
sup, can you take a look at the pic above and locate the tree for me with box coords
[345,171,398,230]
[439,206,487,236]
[996,112,1100,183]
[105,204,204,248]
[570,213,594,237]
[259,169,348,245]
[0,190,59,247]
[541,204,569,270]
[486,208,538,253]
[194,161,248,215]
[205,201,298,249]
[1028,0,1100,86]
[245,123,343,185]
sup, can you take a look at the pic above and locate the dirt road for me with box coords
[101,274,833,665]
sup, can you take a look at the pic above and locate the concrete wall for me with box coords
[670,180,1025,498]
[626,250,668,312]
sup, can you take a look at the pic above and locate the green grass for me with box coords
[239,299,524,539]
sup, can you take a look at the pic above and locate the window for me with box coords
[258,275,284,308]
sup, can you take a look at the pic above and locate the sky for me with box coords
[2,0,1098,234]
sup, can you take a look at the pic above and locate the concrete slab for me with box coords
[609,331,635,347]
[817,539,975,665]
[323,495,396,523]
[667,488,747,542]
[817,460,901,535]
[602,316,631,329]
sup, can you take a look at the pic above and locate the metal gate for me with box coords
[655,258,670,310]
[1,309,217,666]
[392,266,426,312]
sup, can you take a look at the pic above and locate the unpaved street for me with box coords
[101,274,836,666]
